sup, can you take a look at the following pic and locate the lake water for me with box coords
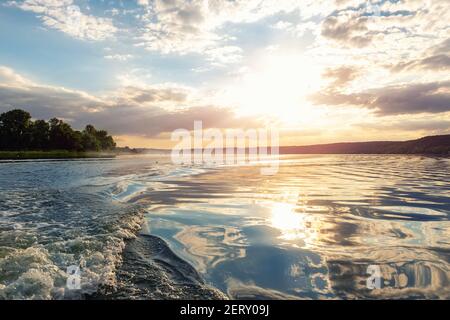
[0,155,449,299]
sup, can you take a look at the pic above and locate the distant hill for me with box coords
[280,135,450,155]
[118,135,450,156]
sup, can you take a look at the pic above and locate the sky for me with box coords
[0,0,449,148]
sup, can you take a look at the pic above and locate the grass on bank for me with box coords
[0,150,116,160]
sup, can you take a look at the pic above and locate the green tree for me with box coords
[0,109,32,150]
[81,131,100,151]
[49,118,82,150]
[95,129,116,150]
[30,119,50,149]
[85,124,96,135]
[0,109,116,152]
[80,125,115,151]
[81,124,99,151]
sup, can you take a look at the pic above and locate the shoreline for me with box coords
[0,150,116,160]
[1,151,448,162]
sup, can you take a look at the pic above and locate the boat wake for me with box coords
[90,234,226,300]
[0,158,220,300]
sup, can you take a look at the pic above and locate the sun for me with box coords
[225,54,323,124]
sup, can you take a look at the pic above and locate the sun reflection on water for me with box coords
[270,202,318,245]
[143,155,450,299]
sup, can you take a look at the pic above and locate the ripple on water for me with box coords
[143,155,450,299]
[0,155,449,299]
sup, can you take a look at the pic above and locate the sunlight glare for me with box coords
[271,202,306,241]
[231,54,322,124]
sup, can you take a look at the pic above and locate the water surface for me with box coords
[143,155,450,299]
[0,155,449,299]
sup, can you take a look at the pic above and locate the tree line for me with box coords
[0,109,116,151]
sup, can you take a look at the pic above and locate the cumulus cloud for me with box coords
[0,66,31,86]
[137,0,222,56]
[10,0,117,41]
[316,0,448,69]
[371,82,450,115]
[135,0,246,64]
[0,67,105,119]
[0,66,261,137]
[322,65,361,88]
[430,38,450,55]
[390,37,450,72]
[392,54,450,72]
[310,81,450,116]
[3,0,450,140]
[321,14,372,48]
[134,0,332,62]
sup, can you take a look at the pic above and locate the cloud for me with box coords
[4,1,450,142]
[135,0,245,64]
[0,66,261,137]
[355,118,450,133]
[85,105,261,137]
[391,54,450,72]
[315,0,448,73]
[0,71,106,121]
[104,54,134,62]
[10,0,117,41]
[204,46,243,65]
[134,0,333,62]
[116,85,190,105]
[272,20,319,38]
[310,90,371,107]
[136,0,245,65]
[136,0,149,6]
[322,65,361,88]
[321,14,372,48]
[371,82,450,115]
[430,38,450,55]
[136,0,219,56]
[0,66,30,86]
[310,81,450,116]
[389,38,450,72]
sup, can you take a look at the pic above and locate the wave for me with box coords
[0,159,216,300]
[0,197,144,299]
[90,234,226,300]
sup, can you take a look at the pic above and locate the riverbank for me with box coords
[0,150,116,160]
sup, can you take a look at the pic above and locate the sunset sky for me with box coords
[0,0,449,148]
